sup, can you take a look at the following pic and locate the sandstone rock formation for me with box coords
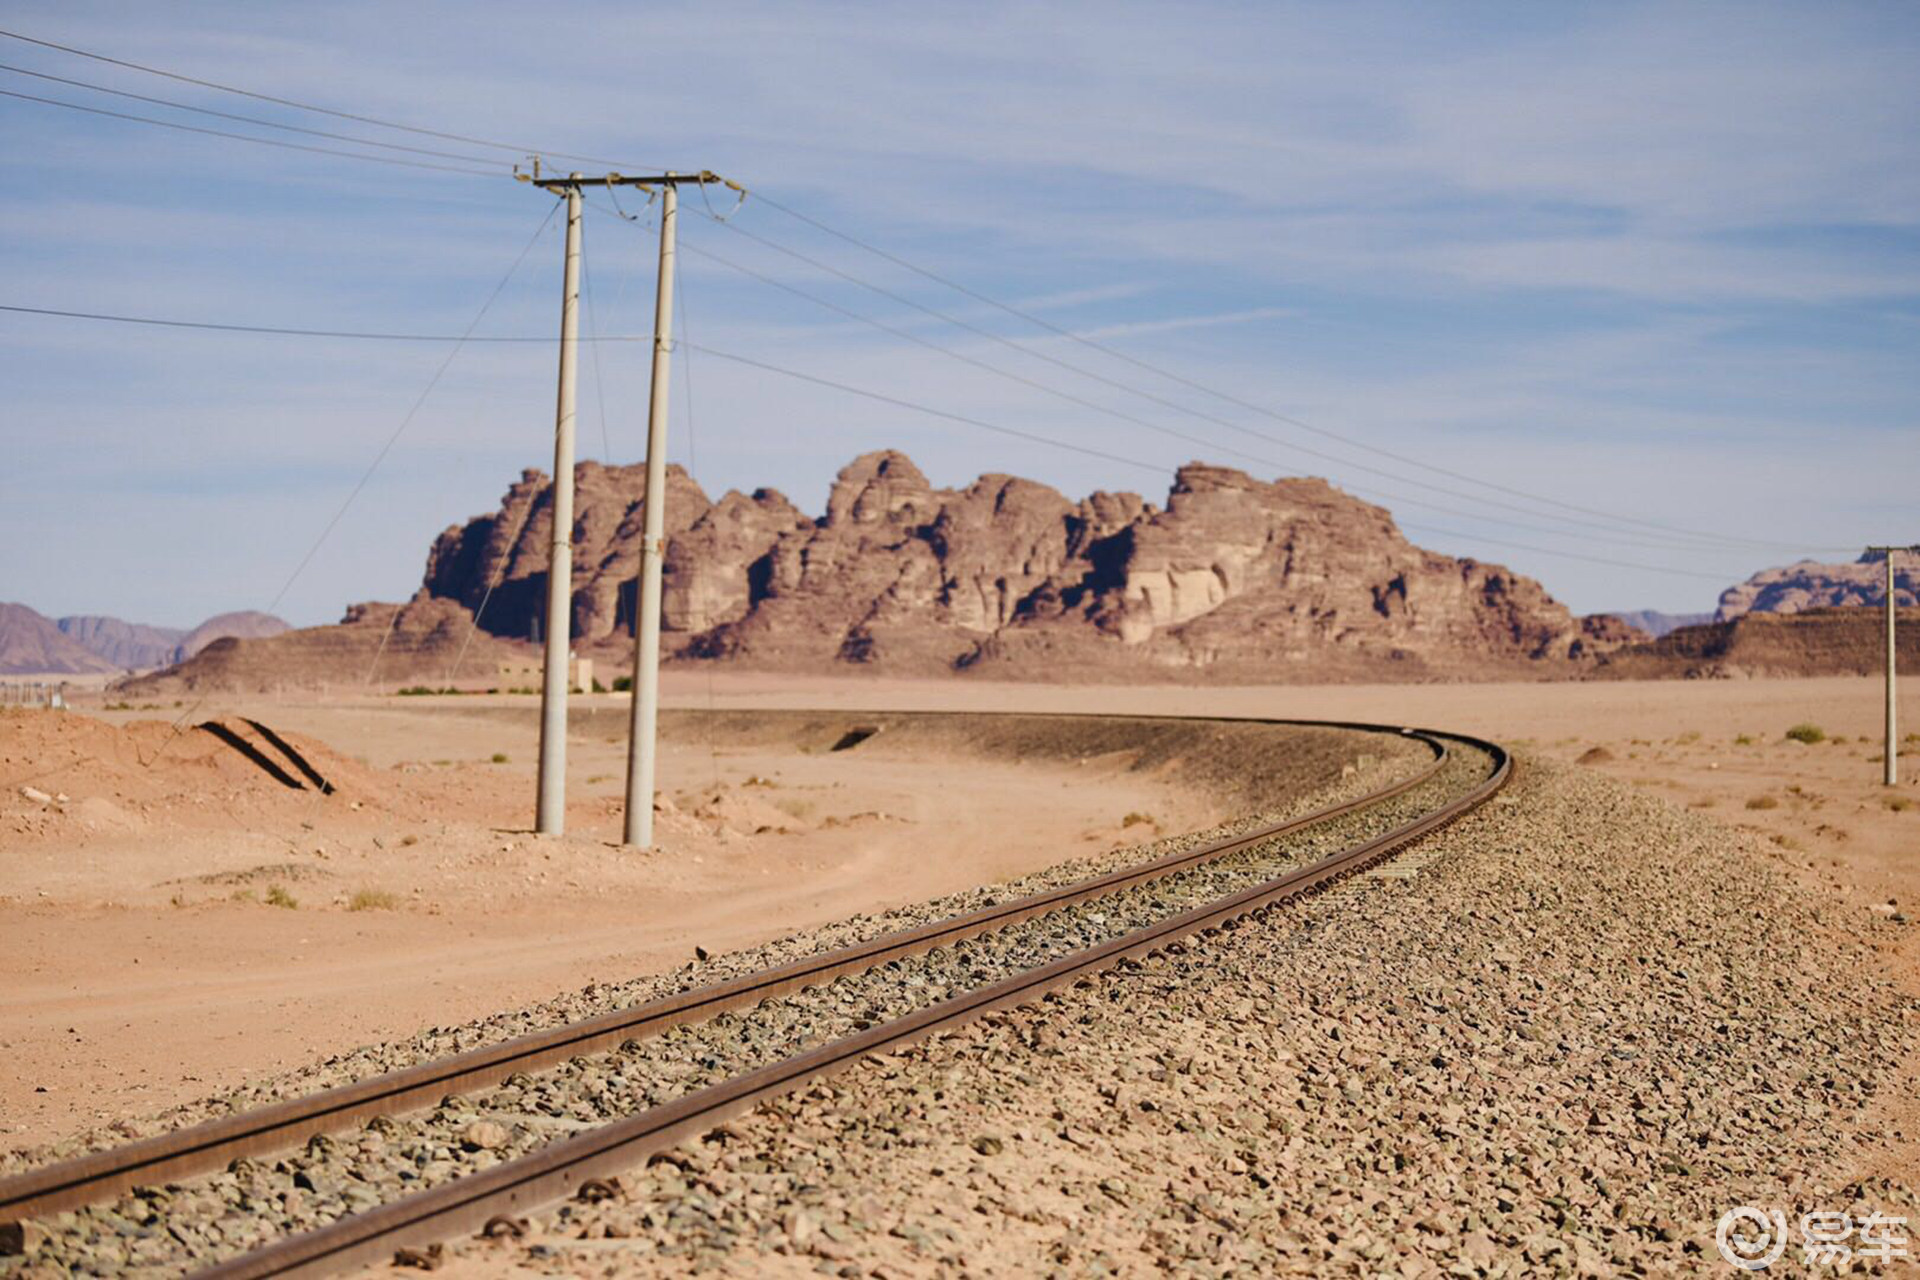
[422,462,721,645]
[1717,550,1917,621]
[1597,607,1920,680]
[408,450,1639,682]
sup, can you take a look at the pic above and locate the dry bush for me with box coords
[348,888,402,912]
[1745,795,1780,811]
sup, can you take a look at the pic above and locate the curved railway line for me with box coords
[0,714,1509,1278]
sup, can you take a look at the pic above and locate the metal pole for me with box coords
[623,182,678,847]
[1888,549,1900,788]
[536,178,584,835]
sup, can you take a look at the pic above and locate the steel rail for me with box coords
[196,728,1508,1279]
[0,714,1442,1222]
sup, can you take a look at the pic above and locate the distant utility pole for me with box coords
[518,164,728,843]
[1870,545,1917,788]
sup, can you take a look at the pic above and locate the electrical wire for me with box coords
[0,25,1852,558]
[711,209,1849,558]
[0,302,585,340]
[0,59,504,165]
[0,86,501,176]
[0,26,663,170]
[1395,524,1733,582]
[662,217,1770,566]
[140,197,563,764]
[744,191,1833,557]
[0,294,1842,570]
[580,222,616,462]
[262,198,563,619]
[679,339,1754,582]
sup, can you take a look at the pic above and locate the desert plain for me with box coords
[2,672,1917,1274]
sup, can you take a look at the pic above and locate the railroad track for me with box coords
[0,714,1508,1278]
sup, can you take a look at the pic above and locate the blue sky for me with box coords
[1,1,1914,627]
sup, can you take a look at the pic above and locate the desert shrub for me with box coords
[1889,798,1914,814]
[1745,795,1780,811]
[1675,730,1701,745]
[348,888,401,912]
[265,884,298,909]
[1785,723,1825,744]
[592,678,608,693]
[613,676,633,692]
[399,834,418,847]
[1734,734,1755,746]
[1122,812,1156,827]
[490,752,509,764]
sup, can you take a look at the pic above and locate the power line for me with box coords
[1395,524,1734,582]
[0,295,1848,569]
[0,59,505,165]
[679,340,1754,582]
[659,215,1770,564]
[259,199,563,618]
[0,26,662,170]
[702,212,1821,557]
[0,86,500,176]
[680,341,1171,476]
[1,25,1854,560]
[145,199,562,765]
[744,191,1826,558]
[0,302,584,340]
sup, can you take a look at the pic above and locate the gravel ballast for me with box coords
[418,756,1918,1277]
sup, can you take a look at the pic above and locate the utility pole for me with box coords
[1870,545,1916,787]
[517,164,728,845]
[533,174,583,836]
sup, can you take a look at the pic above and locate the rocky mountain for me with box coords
[1597,607,1919,680]
[400,451,1638,682]
[1718,549,1916,621]
[1607,610,1714,639]
[55,615,186,669]
[37,610,289,672]
[0,603,123,675]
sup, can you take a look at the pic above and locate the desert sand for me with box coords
[1,699,1235,1150]
[2,674,1913,1165]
